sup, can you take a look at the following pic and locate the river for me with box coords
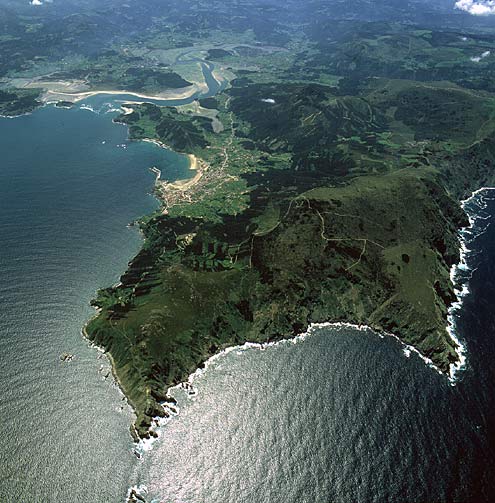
[1,60,494,503]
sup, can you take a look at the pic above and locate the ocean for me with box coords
[0,102,189,502]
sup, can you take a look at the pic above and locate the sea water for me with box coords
[0,102,189,502]
[2,99,495,502]
[0,58,227,502]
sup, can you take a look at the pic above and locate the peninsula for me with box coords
[4,1,495,501]
[86,68,495,439]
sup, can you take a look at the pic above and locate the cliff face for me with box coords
[252,172,468,369]
[80,14,495,436]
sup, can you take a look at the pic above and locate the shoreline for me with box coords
[0,100,50,119]
[130,320,453,457]
[140,138,205,193]
[82,177,484,458]
[168,154,205,191]
[79,134,203,449]
[83,120,478,452]
[82,321,147,444]
[80,76,479,458]
[79,110,209,447]
[177,320,449,396]
[0,111,34,119]
[447,186,495,382]
[141,138,171,150]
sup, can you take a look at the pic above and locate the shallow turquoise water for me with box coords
[0,103,189,502]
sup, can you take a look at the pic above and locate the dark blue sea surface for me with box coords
[0,103,189,502]
[134,193,495,502]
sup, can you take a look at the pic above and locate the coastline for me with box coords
[81,78,482,452]
[2,81,201,120]
[0,100,49,119]
[89,159,475,448]
[140,138,206,193]
[141,138,172,150]
[174,321,449,398]
[129,320,455,457]
[168,154,205,191]
[0,112,35,119]
[79,126,206,447]
[82,322,146,443]
[89,297,425,452]
[81,144,484,453]
[447,186,495,382]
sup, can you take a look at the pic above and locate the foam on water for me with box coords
[135,189,495,465]
[131,319,454,464]
[447,187,495,383]
[134,306,495,503]
[126,189,495,503]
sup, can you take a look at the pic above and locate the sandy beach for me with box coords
[43,84,202,104]
[141,138,205,192]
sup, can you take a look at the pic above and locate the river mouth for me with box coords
[4,44,495,503]
[42,57,226,112]
[0,67,213,503]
